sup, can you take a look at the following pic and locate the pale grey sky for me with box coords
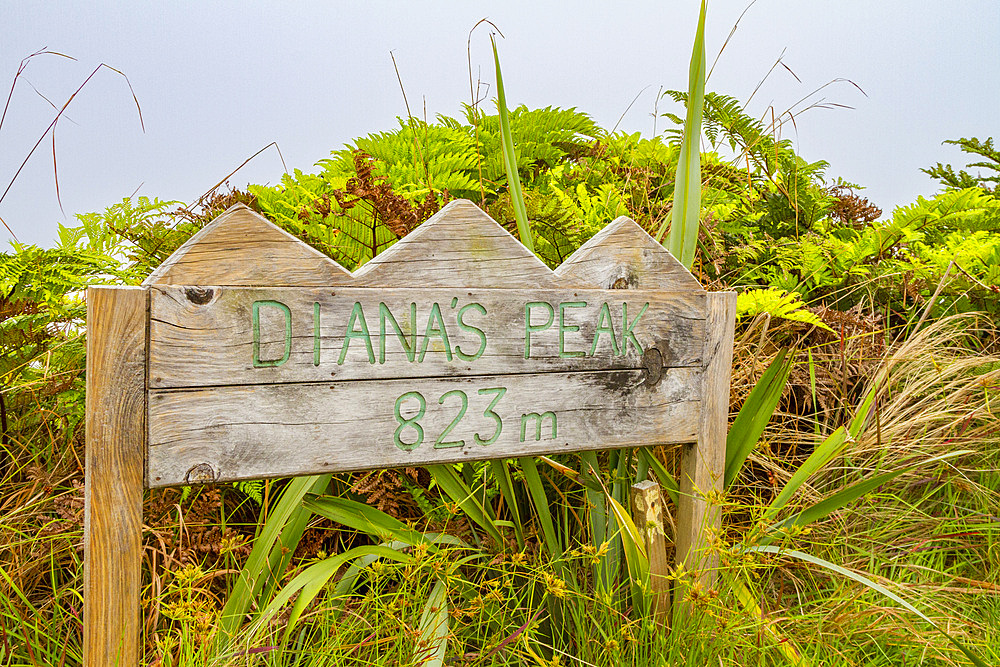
[2,1,998,247]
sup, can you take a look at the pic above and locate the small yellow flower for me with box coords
[542,571,568,599]
[219,533,246,556]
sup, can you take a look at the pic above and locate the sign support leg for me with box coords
[674,291,735,620]
[84,286,147,667]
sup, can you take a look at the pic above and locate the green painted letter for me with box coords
[559,301,587,358]
[338,301,375,365]
[252,300,292,368]
[524,301,554,359]
[379,302,416,363]
[520,412,557,441]
[418,302,453,363]
[455,302,488,362]
[588,302,620,357]
[474,387,507,446]
[621,302,649,355]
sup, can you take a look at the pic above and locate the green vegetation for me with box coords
[2,33,999,667]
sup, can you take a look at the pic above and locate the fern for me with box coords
[323,119,482,200]
[737,288,831,331]
[232,480,264,505]
[922,137,999,195]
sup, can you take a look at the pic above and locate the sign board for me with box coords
[147,285,708,485]
[83,200,735,666]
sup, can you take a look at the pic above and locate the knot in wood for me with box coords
[184,287,215,305]
[609,268,638,290]
[185,463,217,484]
[642,347,663,386]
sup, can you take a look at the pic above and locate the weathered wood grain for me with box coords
[555,216,702,291]
[352,199,562,288]
[143,204,352,286]
[631,480,671,622]
[675,290,735,618]
[147,367,702,487]
[84,286,147,667]
[148,286,706,388]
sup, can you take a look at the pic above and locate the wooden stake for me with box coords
[631,479,670,621]
[84,286,147,667]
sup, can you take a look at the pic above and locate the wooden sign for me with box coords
[83,199,735,666]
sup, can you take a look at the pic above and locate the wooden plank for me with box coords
[84,286,147,667]
[148,286,706,388]
[631,480,670,622]
[143,204,352,286]
[352,199,563,288]
[147,367,702,487]
[674,290,735,616]
[555,216,701,291]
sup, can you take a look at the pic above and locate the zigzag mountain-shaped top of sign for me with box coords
[143,204,352,286]
[353,199,559,287]
[144,199,701,291]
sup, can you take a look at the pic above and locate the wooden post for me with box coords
[631,480,670,622]
[674,291,735,618]
[84,286,147,667]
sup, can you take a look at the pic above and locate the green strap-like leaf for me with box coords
[658,0,706,271]
[725,348,792,488]
[215,474,329,651]
[426,463,504,547]
[637,448,679,504]
[763,451,971,541]
[491,35,533,253]
[413,578,449,667]
[520,457,561,557]
[761,426,849,524]
[280,546,410,641]
[304,495,437,547]
[261,474,331,603]
[489,459,525,549]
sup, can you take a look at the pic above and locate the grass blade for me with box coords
[658,0,706,270]
[743,545,988,667]
[214,474,328,651]
[731,577,807,665]
[519,457,560,557]
[491,34,533,252]
[764,451,971,540]
[579,451,612,589]
[413,578,449,667]
[305,495,437,547]
[726,348,792,488]
[488,459,525,548]
[427,463,504,547]
[606,491,650,607]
